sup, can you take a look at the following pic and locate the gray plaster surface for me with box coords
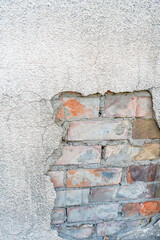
[0,0,160,239]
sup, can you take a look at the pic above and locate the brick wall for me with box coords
[48,91,160,240]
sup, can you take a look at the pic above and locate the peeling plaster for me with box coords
[0,0,160,239]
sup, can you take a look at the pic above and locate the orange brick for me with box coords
[66,168,122,188]
[140,201,160,216]
[56,97,99,120]
[122,201,160,217]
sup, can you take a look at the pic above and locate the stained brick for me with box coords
[55,96,99,120]
[67,204,119,223]
[48,171,64,188]
[122,201,160,217]
[67,120,130,141]
[66,168,122,188]
[54,189,90,207]
[132,143,160,161]
[122,203,141,217]
[91,183,152,203]
[54,146,101,165]
[91,186,118,202]
[58,224,93,239]
[140,201,160,216]
[51,208,65,225]
[105,143,160,163]
[104,93,153,118]
[127,165,160,183]
[116,183,152,200]
[97,220,141,236]
[132,119,160,139]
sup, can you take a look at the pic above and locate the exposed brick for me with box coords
[51,208,65,225]
[67,120,130,141]
[140,201,160,216]
[58,224,93,239]
[54,189,90,207]
[48,171,64,188]
[67,204,119,223]
[127,165,160,183]
[56,96,99,120]
[136,96,153,117]
[132,119,160,139]
[104,93,153,118]
[91,186,118,202]
[122,201,160,217]
[122,203,141,217]
[105,143,160,163]
[91,183,152,203]
[54,146,101,165]
[132,143,160,161]
[116,183,152,200]
[66,168,122,188]
[97,220,141,236]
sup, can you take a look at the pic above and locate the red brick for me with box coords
[56,96,99,120]
[54,146,101,165]
[67,204,119,222]
[140,201,160,216]
[48,171,64,188]
[66,168,122,188]
[122,203,141,217]
[132,119,160,139]
[127,165,160,183]
[67,120,130,141]
[104,93,153,118]
[122,201,160,217]
[51,208,65,224]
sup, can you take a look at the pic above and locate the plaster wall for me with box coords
[0,0,160,239]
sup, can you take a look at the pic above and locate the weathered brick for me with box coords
[51,208,65,224]
[136,96,153,117]
[56,96,99,120]
[122,203,140,217]
[122,201,160,217]
[58,224,93,239]
[91,186,118,202]
[132,143,160,161]
[66,168,122,188]
[140,201,160,216]
[97,220,141,236]
[127,165,160,183]
[91,183,152,203]
[67,204,119,222]
[54,189,90,207]
[48,171,64,188]
[117,183,152,200]
[104,93,152,118]
[132,119,160,139]
[54,146,101,165]
[105,143,160,163]
[67,120,130,141]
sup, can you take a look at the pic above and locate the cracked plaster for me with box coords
[0,0,160,239]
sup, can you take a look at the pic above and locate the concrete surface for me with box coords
[0,0,160,239]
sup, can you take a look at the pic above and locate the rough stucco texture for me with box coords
[0,1,160,239]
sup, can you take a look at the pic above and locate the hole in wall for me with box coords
[46,90,160,240]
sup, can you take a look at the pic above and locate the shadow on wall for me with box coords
[46,91,160,240]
